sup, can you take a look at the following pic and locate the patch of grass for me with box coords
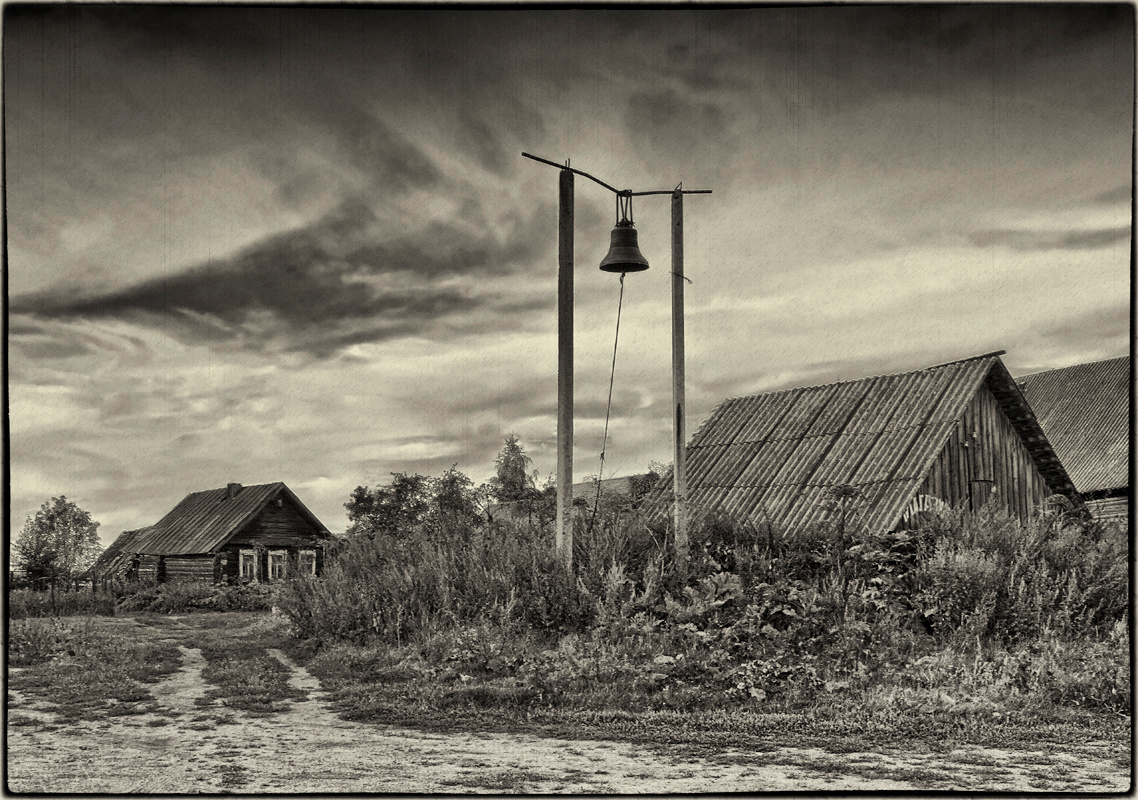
[217,764,252,788]
[197,640,306,715]
[8,588,117,619]
[8,618,182,722]
[7,713,47,727]
[440,768,556,792]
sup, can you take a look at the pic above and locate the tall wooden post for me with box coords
[555,168,575,571]
[671,189,688,578]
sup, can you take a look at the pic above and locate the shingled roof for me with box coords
[650,352,1078,533]
[121,482,330,556]
[1018,356,1131,496]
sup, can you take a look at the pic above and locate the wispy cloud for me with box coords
[970,226,1130,252]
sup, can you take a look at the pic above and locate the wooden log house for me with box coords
[85,482,332,585]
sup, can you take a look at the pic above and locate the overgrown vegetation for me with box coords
[8,617,182,721]
[8,581,275,619]
[277,444,1130,745]
[115,582,275,614]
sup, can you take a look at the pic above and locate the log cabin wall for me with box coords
[1084,493,1129,522]
[917,381,1053,519]
[216,495,327,583]
[217,542,324,583]
[164,555,216,583]
[137,554,163,582]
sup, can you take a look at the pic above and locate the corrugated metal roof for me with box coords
[123,482,330,555]
[648,352,1080,532]
[1018,356,1131,494]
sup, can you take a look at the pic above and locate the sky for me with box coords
[6,5,1133,545]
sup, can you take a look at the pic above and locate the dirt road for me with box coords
[7,619,1131,793]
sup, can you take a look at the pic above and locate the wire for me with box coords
[589,272,627,534]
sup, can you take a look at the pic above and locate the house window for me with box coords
[268,550,288,581]
[240,550,258,581]
[298,550,317,576]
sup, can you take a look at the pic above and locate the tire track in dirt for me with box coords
[7,624,1131,793]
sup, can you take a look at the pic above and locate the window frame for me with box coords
[239,549,258,582]
[268,549,288,581]
[298,549,317,577]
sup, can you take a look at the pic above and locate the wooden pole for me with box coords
[671,189,688,578]
[555,168,575,572]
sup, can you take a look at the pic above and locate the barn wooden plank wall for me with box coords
[918,382,1052,517]
[137,554,163,582]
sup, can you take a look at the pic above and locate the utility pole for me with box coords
[671,188,688,579]
[555,167,574,571]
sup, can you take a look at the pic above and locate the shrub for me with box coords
[115,581,274,614]
[8,588,117,619]
[276,523,596,645]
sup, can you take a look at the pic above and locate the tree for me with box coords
[432,465,478,524]
[346,466,487,541]
[14,496,101,587]
[492,434,534,502]
[344,473,432,538]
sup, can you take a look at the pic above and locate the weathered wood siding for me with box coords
[137,554,163,582]
[1085,493,1129,522]
[918,381,1053,519]
[228,497,325,548]
[217,543,324,583]
[164,555,216,583]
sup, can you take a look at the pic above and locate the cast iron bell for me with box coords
[599,220,650,273]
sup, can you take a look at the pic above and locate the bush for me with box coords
[115,581,274,614]
[281,493,1128,723]
[276,523,596,645]
[8,588,116,619]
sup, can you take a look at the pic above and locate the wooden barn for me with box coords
[1018,356,1130,522]
[648,351,1082,533]
[87,482,332,585]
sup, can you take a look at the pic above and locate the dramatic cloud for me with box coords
[6,7,1131,543]
[12,191,558,356]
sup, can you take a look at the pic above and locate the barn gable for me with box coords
[652,351,1080,532]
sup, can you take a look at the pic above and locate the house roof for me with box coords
[1018,356,1131,495]
[572,474,651,501]
[649,351,1078,532]
[122,482,330,556]
[80,528,147,579]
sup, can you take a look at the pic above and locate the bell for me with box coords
[599,221,650,273]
